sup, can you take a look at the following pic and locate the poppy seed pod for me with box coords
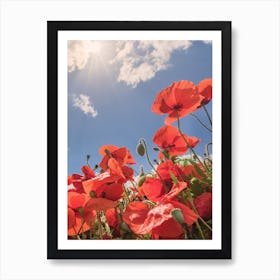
[136,142,145,156]
[78,207,84,216]
[104,149,111,156]
[89,191,96,198]
[120,222,131,232]
[171,208,185,225]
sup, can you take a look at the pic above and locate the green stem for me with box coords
[202,104,212,126]
[77,219,85,235]
[188,196,212,232]
[198,217,212,232]
[190,113,212,133]
[195,220,205,239]
[176,111,212,178]
[73,226,81,240]
[175,111,204,168]
[140,139,168,193]
[130,180,145,200]
[205,142,212,158]
[182,223,189,239]
[97,211,104,239]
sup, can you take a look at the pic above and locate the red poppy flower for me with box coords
[99,145,136,170]
[182,164,205,180]
[81,165,95,179]
[107,157,126,179]
[68,210,96,236]
[85,197,118,211]
[82,171,125,201]
[106,208,118,228]
[117,166,134,184]
[68,212,91,236]
[161,182,188,202]
[194,192,212,220]
[82,171,120,195]
[123,200,198,239]
[68,191,87,209]
[67,190,96,236]
[151,80,204,125]
[68,165,95,193]
[67,174,84,193]
[157,160,185,183]
[197,78,212,105]
[68,208,76,229]
[122,201,150,234]
[153,125,199,158]
[139,177,166,202]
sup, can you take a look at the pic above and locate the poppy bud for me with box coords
[171,208,185,224]
[190,177,199,184]
[153,147,160,151]
[190,177,202,196]
[136,143,145,156]
[120,222,131,232]
[138,175,146,186]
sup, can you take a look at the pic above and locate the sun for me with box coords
[90,41,103,54]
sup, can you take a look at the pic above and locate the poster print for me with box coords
[47,21,231,259]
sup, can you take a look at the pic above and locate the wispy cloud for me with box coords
[111,41,192,87]
[73,94,98,118]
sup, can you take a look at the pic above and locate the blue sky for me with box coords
[68,40,212,175]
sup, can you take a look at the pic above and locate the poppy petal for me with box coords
[68,214,91,236]
[197,78,212,104]
[85,198,118,211]
[68,191,86,209]
[140,178,165,202]
[81,165,95,179]
[82,172,119,195]
[68,208,76,229]
[171,200,199,226]
[152,218,183,238]
[103,183,124,201]
[108,158,126,179]
[99,145,119,156]
[122,201,150,234]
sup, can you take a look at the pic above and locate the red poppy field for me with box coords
[67,78,213,240]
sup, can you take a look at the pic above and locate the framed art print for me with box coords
[47,21,231,259]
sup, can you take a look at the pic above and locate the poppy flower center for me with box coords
[173,104,183,111]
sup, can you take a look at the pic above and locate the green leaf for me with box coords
[188,159,207,178]
[169,171,178,184]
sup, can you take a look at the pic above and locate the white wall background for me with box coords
[0,0,279,279]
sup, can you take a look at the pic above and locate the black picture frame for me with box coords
[47,21,231,259]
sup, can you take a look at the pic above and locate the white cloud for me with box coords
[203,40,212,44]
[68,40,211,87]
[111,40,192,87]
[68,41,93,72]
[73,94,98,118]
